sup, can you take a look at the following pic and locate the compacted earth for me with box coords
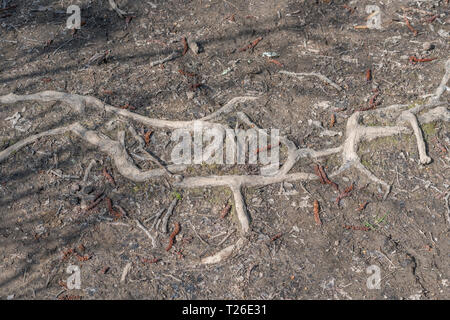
[0,0,449,299]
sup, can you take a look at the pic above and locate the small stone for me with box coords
[188,40,200,54]
[186,91,195,100]
[70,183,81,192]
[422,42,434,51]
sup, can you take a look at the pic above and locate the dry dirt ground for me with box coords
[0,0,449,300]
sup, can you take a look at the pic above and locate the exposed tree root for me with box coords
[201,238,245,265]
[1,59,449,264]
[279,70,343,91]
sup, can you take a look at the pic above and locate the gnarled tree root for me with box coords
[1,59,449,264]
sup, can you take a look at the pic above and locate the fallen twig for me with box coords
[83,159,97,184]
[404,17,418,36]
[166,222,180,251]
[120,262,132,283]
[330,114,336,128]
[409,56,436,64]
[144,130,153,146]
[444,193,450,227]
[318,165,339,191]
[356,201,369,212]
[267,58,284,67]
[182,37,188,56]
[151,208,166,230]
[109,0,127,18]
[217,229,235,247]
[239,37,263,52]
[86,192,105,211]
[135,219,157,248]
[279,70,342,91]
[220,203,232,219]
[366,69,372,82]
[150,52,179,67]
[102,167,116,187]
[313,200,321,226]
[105,197,123,219]
[343,4,355,14]
[189,221,210,246]
[271,233,282,241]
[336,183,354,206]
[161,198,178,233]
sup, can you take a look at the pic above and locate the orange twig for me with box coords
[144,130,153,146]
[366,69,372,82]
[267,58,284,67]
[62,248,74,261]
[404,17,418,36]
[220,203,232,219]
[329,113,336,128]
[239,36,263,52]
[314,164,326,184]
[182,37,188,56]
[271,233,283,241]
[190,83,202,91]
[313,200,321,226]
[343,4,355,14]
[316,164,339,191]
[102,167,116,187]
[76,253,91,262]
[409,56,436,64]
[105,197,123,219]
[178,69,197,77]
[336,183,354,205]
[355,201,369,212]
[358,89,380,111]
[141,257,160,264]
[86,192,104,210]
[166,222,181,251]
[120,103,136,110]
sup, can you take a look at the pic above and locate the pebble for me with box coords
[422,42,434,51]
[70,183,81,192]
[188,40,200,54]
[186,91,195,100]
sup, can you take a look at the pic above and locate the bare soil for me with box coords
[0,0,449,300]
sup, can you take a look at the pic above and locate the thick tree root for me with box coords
[1,59,449,264]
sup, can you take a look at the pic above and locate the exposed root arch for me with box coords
[1,59,449,265]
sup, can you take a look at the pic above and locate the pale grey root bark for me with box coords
[1,59,449,264]
[279,70,343,91]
